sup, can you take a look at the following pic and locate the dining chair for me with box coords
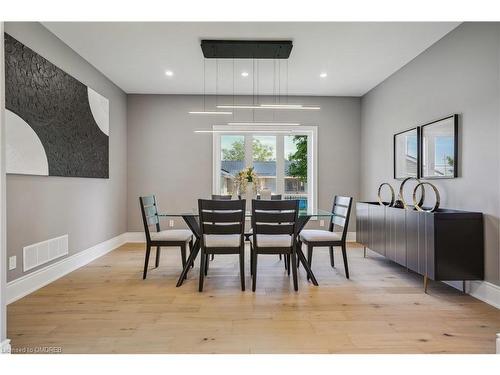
[256,194,282,200]
[245,194,284,261]
[298,195,353,279]
[211,195,233,200]
[198,198,246,292]
[139,195,193,280]
[250,199,300,291]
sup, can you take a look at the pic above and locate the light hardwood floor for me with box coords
[7,242,500,354]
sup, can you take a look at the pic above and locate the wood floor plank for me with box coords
[7,243,500,354]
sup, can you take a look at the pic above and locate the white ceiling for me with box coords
[43,22,459,96]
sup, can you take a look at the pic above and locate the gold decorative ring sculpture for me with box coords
[377,183,395,207]
[399,177,425,209]
[413,182,440,212]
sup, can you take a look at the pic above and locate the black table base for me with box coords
[175,215,319,287]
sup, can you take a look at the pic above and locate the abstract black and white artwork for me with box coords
[4,33,109,178]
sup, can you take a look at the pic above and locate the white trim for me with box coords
[124,231,146,243]
[6,233,128,305]
[346,232,357,242]
[444,280,500,309]
[212,125,318,212]
[1,339,11,354]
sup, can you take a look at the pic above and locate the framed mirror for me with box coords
[420,115,458,179]
[394,127,419,180]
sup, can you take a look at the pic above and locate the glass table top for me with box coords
[158,208,334,218]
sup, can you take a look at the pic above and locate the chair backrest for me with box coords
[199,199,246,246]
[256,194,282,200]
[139,195,160,242]
[251,199,299,248]
[211,194,233,200]
[329,195,353,241]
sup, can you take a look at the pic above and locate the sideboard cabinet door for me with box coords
[369,204,386,256]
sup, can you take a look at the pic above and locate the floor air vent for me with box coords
[23,235,69,272]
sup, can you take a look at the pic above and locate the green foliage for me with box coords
[222,139,274,161]
[288,136,307,182]
[222,139,245,161]
[446,156,454,167]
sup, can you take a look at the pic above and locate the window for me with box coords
[220,135,245,196]
[253,135,277,193]
[213,125,317,211]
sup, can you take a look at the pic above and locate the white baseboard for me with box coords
[1,339,11,354]
[443,280,500,309]
[346,231,356,242]
[124,231,146,243]
[6,233,128,305]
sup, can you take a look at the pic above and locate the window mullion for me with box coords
[276,135,285,196]
[244,134,253,168]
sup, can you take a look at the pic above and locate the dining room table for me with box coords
[158,207,335,287]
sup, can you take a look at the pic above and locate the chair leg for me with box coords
[211,254,215,261]
[250,243,253,276]
[204,253,209,276]
[341,243,349,279]
[239,248,245,291]
[155,246,161,268]
[198,251,206,292]
[329,246,335,268]
[297,241,301,268]
[143,245,151,280]
[180,243,187,268]
[189,239,194,268]
[252,252,258,292]
[291,249,298,291]
[307,244,313,280]
[279,254,282,261]
[286,254,291,276]
[284,253,289,271]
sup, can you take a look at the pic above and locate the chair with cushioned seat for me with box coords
[299,195,353,279]
[250,199,300,291]
[198,198,246,292]
[211,195,233,200]
[139,195,193,280]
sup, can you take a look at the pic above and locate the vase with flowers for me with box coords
[235,167,260,210]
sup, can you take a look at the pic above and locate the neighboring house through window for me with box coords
[212,125,317,211]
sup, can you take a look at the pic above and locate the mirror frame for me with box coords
[393,127,420,180]
[419,114,458,179]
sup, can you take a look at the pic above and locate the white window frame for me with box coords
[212,124,318,212]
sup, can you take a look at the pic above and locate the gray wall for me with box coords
[5,22,128,282]
[360,22,500,285]
[127,95,361,232]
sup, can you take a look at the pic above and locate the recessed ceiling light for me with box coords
[165,70,174,77]
[241,72,249,77]
[320,72,327,78]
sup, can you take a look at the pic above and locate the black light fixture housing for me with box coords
[201,40,293,59]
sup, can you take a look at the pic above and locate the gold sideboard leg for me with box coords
[423,274,429,294]
[363,246,366,258]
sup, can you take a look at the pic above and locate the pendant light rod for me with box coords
[189,57,233,115]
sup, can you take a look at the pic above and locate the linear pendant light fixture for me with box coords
[227,122,300,126]
[193,40,319,133]
[194,129,299,134]
[189,111,232,114]
[216,104,320,110]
